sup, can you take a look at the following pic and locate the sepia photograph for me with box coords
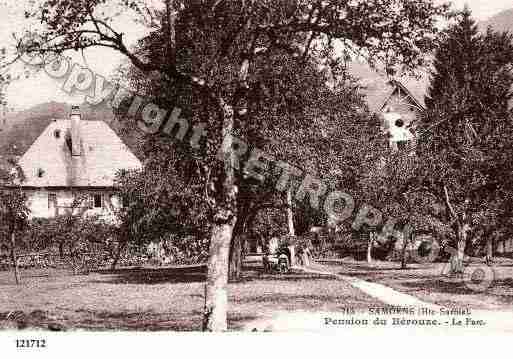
[1,0,513,356]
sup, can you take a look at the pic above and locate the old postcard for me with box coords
[1,0,513,356]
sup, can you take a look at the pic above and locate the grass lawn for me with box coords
[0,261,383,331]
[317,257,513,311]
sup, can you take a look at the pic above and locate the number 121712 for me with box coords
[16,339,46,348]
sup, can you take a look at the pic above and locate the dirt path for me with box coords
[303,265,441,309]
[243,265,513,332]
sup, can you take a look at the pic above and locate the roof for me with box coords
[361,77,429,114]
[349,62,430,113]
[17,120,142,188]
[353,61,513,114]
[387,80,426,110]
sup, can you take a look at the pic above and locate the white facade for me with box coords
[377,81,425,152]
[16,106,142,221]
[382,110,415,151]
[24,188,123,222]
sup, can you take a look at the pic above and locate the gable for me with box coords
[354,61,429,114]
[18,120,142,188]
[380,83,424,126]
[384,81,425,111]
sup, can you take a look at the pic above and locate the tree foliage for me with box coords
[24,0,450,330]
[0,159,29,283]
[419,8,513,271]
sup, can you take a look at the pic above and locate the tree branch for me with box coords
[443,185,460,225]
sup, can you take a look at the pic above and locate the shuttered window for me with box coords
[90,193,102,208]
[48,193,57,209]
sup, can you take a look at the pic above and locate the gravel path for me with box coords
[243,265,513,332]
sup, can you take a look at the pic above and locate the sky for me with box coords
[450,0,513,19]
[1,0,512,111]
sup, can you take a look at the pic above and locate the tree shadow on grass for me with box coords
[337,271,435,283]
[489,278,513,305]
[0,308,262,331]
[493,277,513,288]
[398,278,478,295]
[91,266,207,285]
[74,311,260,331]
[234,293,358,305]
[91,265,336,285]
[228,313,261,331]
[330,262,436,272]
[67,309,204,331]
[0,310,67,331]
[71,309,258,331]
[239,269,335,283]
[336,271,386,278]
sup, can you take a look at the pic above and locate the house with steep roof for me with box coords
[359,77,430,254]
[16,106,142,219]
[363,78,427,151]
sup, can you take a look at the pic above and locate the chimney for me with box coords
[70,105,81,156]
[1,104,6,128]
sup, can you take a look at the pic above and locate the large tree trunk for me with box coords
[228,233,243,282]
[10,230,19,285]
[111,239,127,270]
[203,219,235,331]
[59,240,64,259]
[203,98,238,331]
[302,248,311,267]
[485,232,494,265]
[228,203,252,282]
[443,188,469,275]
[203,33,253,326]
[450,223,469,274]
[400,232,409,269]
[286,189,297,267]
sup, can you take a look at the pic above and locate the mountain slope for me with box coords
[479,8,513,33]
[0,102,115,156]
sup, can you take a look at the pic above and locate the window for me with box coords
[92,194,102,208]
[394,118,404,128]
[48,193,57,209]
[396,140,408,151]
[37,168,45,178]
[54,129,61,139]
[122,196,130,208]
